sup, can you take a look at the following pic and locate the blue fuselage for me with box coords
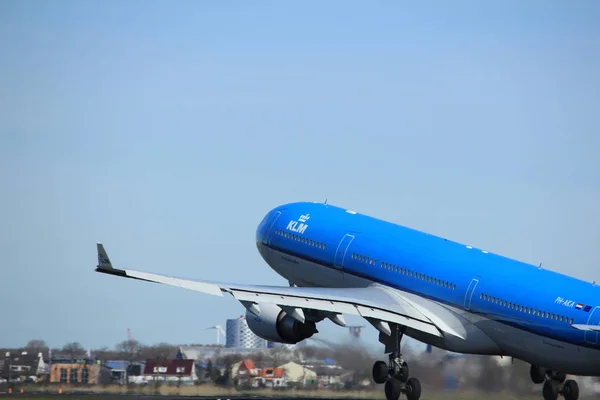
[256,202,600,351]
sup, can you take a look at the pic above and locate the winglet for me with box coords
[97,242,113,269]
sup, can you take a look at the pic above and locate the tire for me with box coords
[542,379,559,400]
[384,377,402,400]
[405,377,422,400]
[373,361,388,384]
[563,379,579,400]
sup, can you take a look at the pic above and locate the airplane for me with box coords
[95,201,600,400]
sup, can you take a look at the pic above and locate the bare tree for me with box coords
[25,340,48,355]
[62,342,85,359]
[216,353,244,387]
[139,343,177,360]
[92,347,118,361]
[115,339,143,361]
[270,346,289,368]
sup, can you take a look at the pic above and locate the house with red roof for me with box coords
[257,366,286,387]
[232,359,287,388]
[234,359,259,387]
[142,359,197,383]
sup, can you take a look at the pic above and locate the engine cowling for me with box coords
[245,303,317,344]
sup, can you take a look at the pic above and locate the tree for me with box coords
[115,339,143,361]
[216,354,243,387]
[139,343,177,361]
[62,342,85,359]
[215,367,231,386]
[205,359,214,382]
[270,346,289,368]
[92,347,116,361]
[25,340,48,355]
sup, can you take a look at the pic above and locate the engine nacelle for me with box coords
[245,303,317,344]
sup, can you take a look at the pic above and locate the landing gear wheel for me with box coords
[405,377,422,400]
[543,379,560,400]
[563,379,579,400]
[381,324,422,400]
[384,378,402,400]
[373,361,388,384]
[530,364,545,384]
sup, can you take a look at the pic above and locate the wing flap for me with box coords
[230,289,358,315]
[230,289,442,337]
[355,305,441,337]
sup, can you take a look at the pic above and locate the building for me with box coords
[104,361,128,385]
[233,359,260,387]
[102,360,145,385]
[231,359,318,388]
[278,361,317,386]
[142,359,197,383]
[231,359,286,388]
[312,365,354,389]
[257,366,286,387]
[226,316,267,349]
[1,351,47,381]
[49,357,108,384]
[176,345,267,362]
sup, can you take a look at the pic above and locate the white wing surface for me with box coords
[95,243,465,340]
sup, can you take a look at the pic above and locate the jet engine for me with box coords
[245,303,317,344]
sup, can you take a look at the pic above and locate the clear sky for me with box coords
[1,1,599,351]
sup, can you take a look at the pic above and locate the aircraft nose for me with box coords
[256,207,282,245]
[256,215,267,244]
[256,209,274,245]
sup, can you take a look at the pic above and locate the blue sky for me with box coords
[1,1,599,350]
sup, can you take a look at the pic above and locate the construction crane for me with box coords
[205,325,226,345]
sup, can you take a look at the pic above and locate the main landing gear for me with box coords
[372,325,421,400]
[530,364,579,400]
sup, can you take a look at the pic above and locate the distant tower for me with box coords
[348,325,365,338]
[226,316,268,348]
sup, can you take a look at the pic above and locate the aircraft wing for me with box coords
[95,243,465,340]
[571,324,600,332]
